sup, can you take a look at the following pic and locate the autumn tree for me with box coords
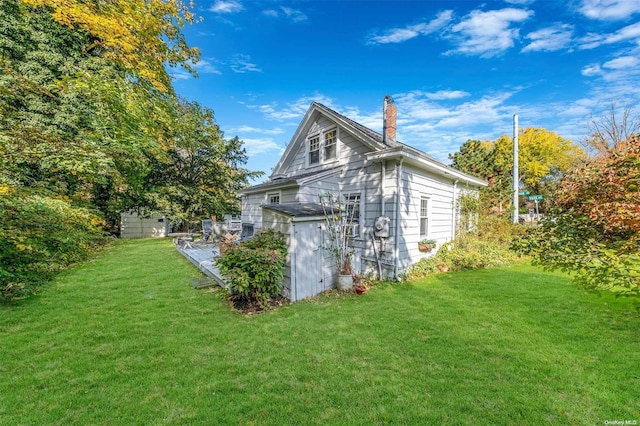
[514,135,640,295]
[450,128,586,215]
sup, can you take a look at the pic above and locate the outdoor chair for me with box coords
[202,219,213,242]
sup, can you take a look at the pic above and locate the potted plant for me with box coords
[418,238,437,253]
[320,193,357,291]
[336,254,354,291]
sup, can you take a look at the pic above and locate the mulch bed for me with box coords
[228,294,288,315]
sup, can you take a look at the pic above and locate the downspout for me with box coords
[451,179,459,241]
[381,160,386,216]
[393,158,403,280]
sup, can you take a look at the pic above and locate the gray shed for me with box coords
[262,203,335,301]
[120,212,171,238]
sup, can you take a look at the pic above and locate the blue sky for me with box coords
[170,0,640,180]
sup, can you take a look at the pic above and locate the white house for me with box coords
[239,96,486,301]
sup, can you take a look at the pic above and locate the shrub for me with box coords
[406,233,523,281]
[216,230,287,309]
[0,193,108,301]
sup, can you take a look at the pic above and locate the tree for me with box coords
[21,0,200,92]
[450,128,586,215]
[514,134,640,295]
[584,101,640,158]
[147,99,262,230]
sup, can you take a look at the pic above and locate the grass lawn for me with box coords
[1,238,638,425]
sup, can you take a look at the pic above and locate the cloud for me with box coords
[522,23,574,52]
[582,63,603,76]
[229,54,262,73]
[366,10,453,45]
[425,90,470,100]
[578,21,640,49]
[579,0,640,20]
[241,138,285,156]
[233,126,285,135]
[252,94,336,121]
[603,55,640,68]
[262,6,307,23]
[445,8,534,57]
[193,58,222,75]
[209,0,243,14]
[504,0,536,4]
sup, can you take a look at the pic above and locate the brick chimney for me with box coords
[383,95,396,144]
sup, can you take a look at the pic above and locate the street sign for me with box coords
[519,191,530,196]
[528,195,543,201]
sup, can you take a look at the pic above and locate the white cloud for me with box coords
[170,70,192,81]
[445,8,534,57]
[229,54,262,73]
[579,0,640,20]
[582,63,603,76]
[367,10,453,45]
[579,21,640,48]
[209,0,243,14]
[193,58,222,75]
[425,90,470,100]
[241,138,285,156]
[522,23,574,52]
[253,94,336,121]
[233,126,285,135]
[262,6,307,23]
[603,55,640,68]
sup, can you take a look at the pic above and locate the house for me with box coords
[239,96,487,301]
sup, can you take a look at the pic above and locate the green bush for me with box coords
[0,193,108,301]
[406,233,523,281]
[216,230,287,309]
[512,211,640,296]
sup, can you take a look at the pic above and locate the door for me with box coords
[292,221,327,301]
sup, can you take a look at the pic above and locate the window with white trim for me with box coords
[419,197,429,238]
[344,193,361,237]
[308,136,320,165]
[324,129,337,161]
[267,192,280,204]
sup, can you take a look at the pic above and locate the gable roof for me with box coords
[248,101,487,190]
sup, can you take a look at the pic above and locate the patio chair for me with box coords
[202,219,213,242]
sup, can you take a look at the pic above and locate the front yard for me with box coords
[1,238,638,425]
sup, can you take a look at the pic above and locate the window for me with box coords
[267,192,280,204]
[309,136,320,165]
[324,130,337,161]
[420,197,429,238]
[344,193,361,237]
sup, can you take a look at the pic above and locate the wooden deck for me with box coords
[175,242,227,288]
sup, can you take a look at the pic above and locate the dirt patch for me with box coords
[228,294,288,315]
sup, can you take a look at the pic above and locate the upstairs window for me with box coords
[309,136,320,165]
[419,197,429,238]
[267,192,280,204]
[324,130,337,161]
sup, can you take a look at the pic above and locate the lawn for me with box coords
[1,238,638,425]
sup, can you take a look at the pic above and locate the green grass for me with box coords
[1,239,638,425]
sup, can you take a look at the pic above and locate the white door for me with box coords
[292,222,327,300]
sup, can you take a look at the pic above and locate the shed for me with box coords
[120,212,171,238]
[262,203,335,301]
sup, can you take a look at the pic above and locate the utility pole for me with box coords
[513,114,519,224]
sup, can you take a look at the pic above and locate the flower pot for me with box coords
[336,274,353,291]
[418,243,435,252]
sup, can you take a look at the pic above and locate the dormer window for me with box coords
[309,136,320,165]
